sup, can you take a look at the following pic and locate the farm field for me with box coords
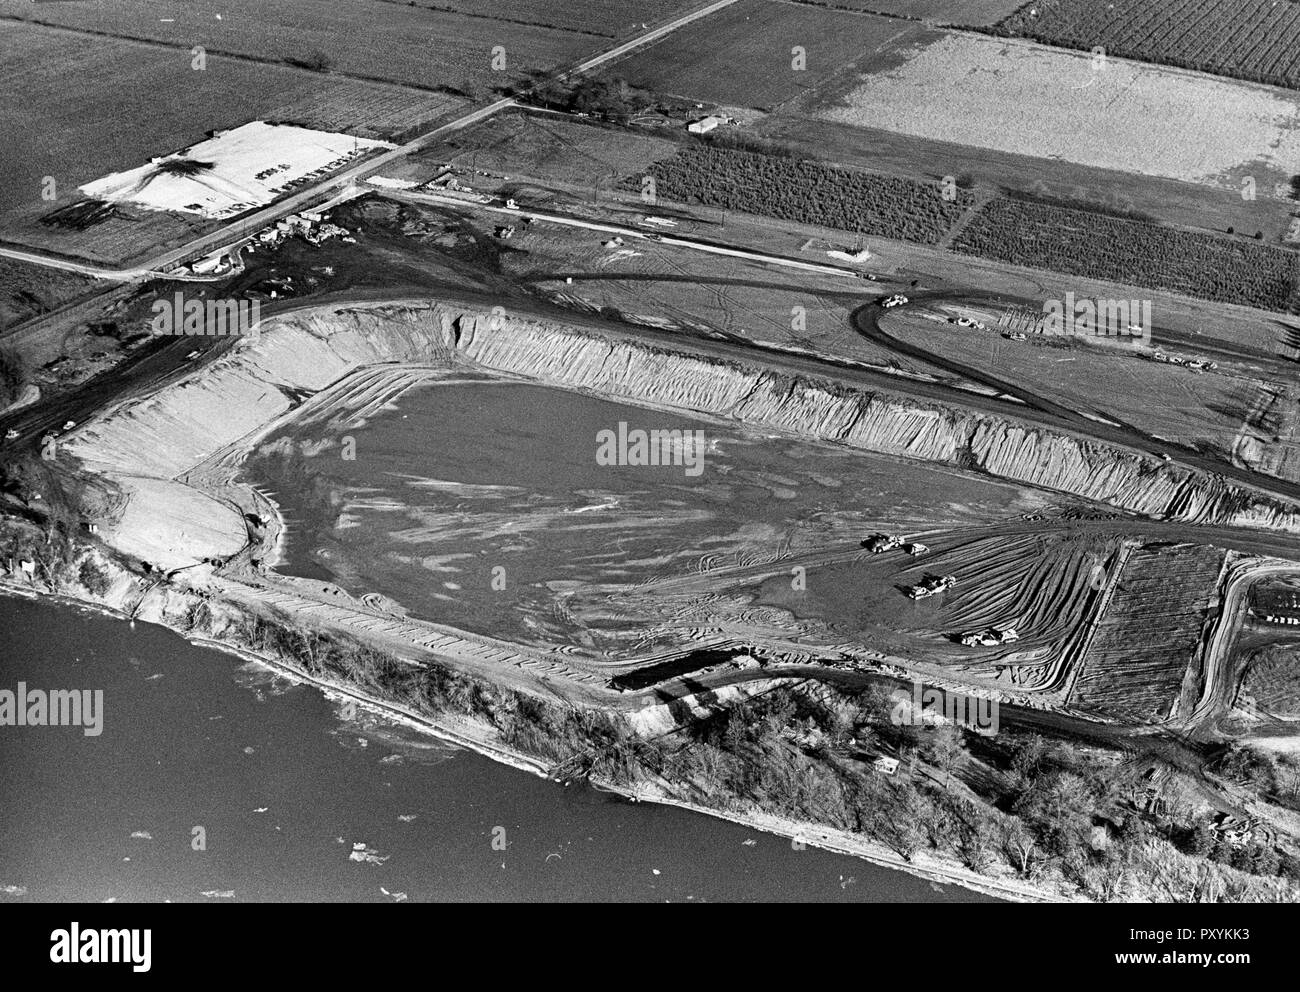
[0,0,595,94]
[816,32,1300,193]
[794,0,1022,24]
[994,0,1300,91]
[754,115,1299,244]
[437,110,680,189]
[951,198,1300,313]
[0,257,99,330]
[605,0,926,108]
[400,0,698,36]
[0,22,466,255]
[262,79,469,142]
[644,144,974,244]
[1069,543,1226,721]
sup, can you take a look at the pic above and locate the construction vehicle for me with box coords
[862,533,904,553]
[953,317,986,329]
[881,294,909,309]
[904,542,928,556]
[907,574,957,600]
[1002,330,1028,341]
[959,626,1020,646]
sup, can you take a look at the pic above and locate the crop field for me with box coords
[793,0,1023,25]
[0,209,203,269]
[752,115,1297,243]
[261,79,465,142]
[0,22,463,245]
[951,198,1300,313]
[606,0,923,108]
[817,31,1300,191]
[414,0,697,36]
[644,145,974,244]
[0,258,98,330]
[1069,543,1226,720]
[994,0,1300,91]
[439,111,679,188]
[0,0,596,94]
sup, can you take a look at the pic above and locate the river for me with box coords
[0,595,994,902]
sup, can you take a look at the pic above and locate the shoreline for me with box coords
[0,578,1062,903]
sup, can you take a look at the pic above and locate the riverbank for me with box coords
[0,575,1042,902]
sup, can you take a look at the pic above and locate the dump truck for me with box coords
[862,533,904,554]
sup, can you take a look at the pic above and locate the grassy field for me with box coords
[816,31,1300,194]
[606,0,923,108]
[951,198,1300,313]
[992,0,1300,91]
[0,0,597,93]
[0,257,99,330]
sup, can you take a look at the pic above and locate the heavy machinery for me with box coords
[862,533,904,554]
[959,627,1020,646]
[907,574,957,600]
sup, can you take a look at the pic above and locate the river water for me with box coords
[0,595,997,902]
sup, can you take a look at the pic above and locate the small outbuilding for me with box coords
[687,115,726,134]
